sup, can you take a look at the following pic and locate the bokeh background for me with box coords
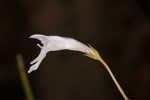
[0,0,150,100]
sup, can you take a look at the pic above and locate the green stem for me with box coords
[16,54,35,100]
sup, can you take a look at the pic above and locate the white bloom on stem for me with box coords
[28,34,101,73]
[28,34,130,100]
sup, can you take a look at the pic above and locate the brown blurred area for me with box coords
[0,0,150,100]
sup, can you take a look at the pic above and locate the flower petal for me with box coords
[28,34,100,73]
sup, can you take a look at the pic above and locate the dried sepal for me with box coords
[85,44,102,61]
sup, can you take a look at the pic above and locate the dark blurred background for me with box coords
[0,0,150,100]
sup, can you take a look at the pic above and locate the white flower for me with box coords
[28,34,101,73]
[28,35,130,100]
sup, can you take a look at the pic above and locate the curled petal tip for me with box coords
[29,34,36,39]
[29,34,42,39]
[28,69,34,74]
[37,43,43,48]
[29,34,48,45]
[28,67,34,73]
[28,63,39,73]
[28,69,32,74]
[30,60,36,65]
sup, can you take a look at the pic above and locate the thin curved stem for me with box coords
[99,58,130,100]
